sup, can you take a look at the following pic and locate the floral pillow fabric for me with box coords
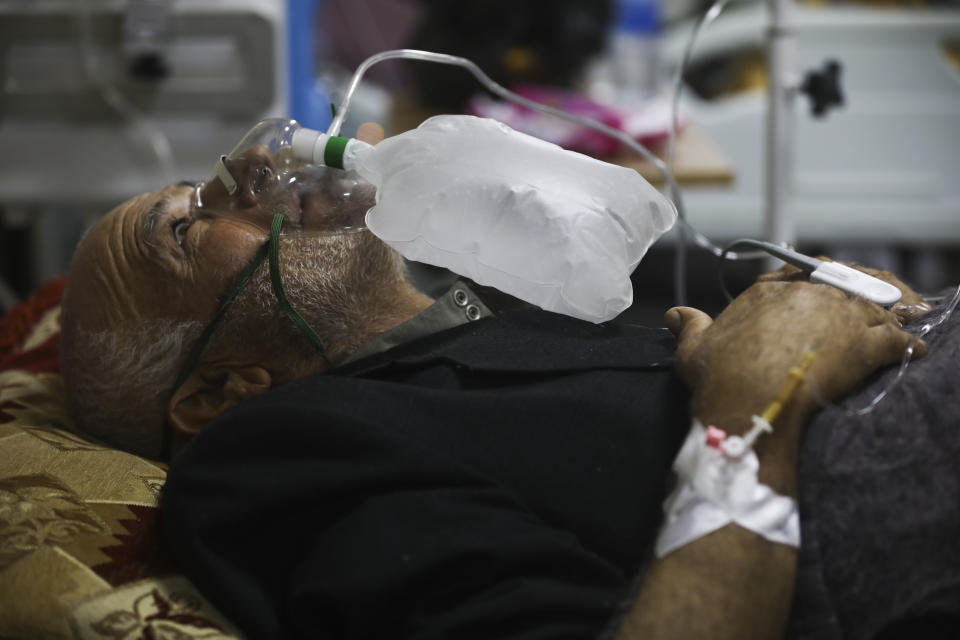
[0,279,242,639]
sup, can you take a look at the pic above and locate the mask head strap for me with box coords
[162,213,329,460]
[266,214,331,365]
[215,154,238,195]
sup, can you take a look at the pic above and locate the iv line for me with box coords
[328,50,680,196]
[326,49,697,302]
[324,17,768,305]
[318,9,959,421]
[322,5,946,320]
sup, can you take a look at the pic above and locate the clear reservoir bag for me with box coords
[338,115,677,323]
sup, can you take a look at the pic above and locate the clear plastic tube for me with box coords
[328,50,679,191]
[668,0,764,264]
[325,34,766,306]
[665,0,731,175]
[666,0,747,304]
[320,9,955,417]
[806,283,960,418]
[326,51,689,303]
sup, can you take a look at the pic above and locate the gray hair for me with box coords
[60,232,414,459]
[61,318,203,459]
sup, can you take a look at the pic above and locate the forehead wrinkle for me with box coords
[67,188,199,335]
[118,193,182,312]
[88,205,149,326]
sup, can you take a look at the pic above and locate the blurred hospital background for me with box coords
[1,0,959,322]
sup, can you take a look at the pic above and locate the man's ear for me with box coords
[167,365,272,436]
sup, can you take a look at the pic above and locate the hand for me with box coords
[757,258,931,324]
[665,280,927,433]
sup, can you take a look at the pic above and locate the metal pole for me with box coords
[765,0,797,267]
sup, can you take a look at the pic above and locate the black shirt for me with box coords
[162,307,689,639]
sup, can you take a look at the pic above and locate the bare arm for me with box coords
[616,279,925,639]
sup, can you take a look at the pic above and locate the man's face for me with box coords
[64,147,378,334]
[60,141,413,456]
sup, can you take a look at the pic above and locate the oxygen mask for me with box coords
[195,118,374,236]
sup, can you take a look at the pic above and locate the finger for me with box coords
[851,296,899,328]
[357,122,385,145]
[891,300,932,325]
[862,323,928,370]
[665,306,712,340]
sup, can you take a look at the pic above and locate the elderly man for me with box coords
[59,124,925,639]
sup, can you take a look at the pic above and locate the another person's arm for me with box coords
[614,279,924,639]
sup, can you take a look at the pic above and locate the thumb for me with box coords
[665,306,712,340]
[665,307,713,386]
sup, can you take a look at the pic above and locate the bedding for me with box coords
[0,279,242,640]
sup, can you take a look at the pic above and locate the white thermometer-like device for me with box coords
[726,239,903,307]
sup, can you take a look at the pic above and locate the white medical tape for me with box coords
[655,419,800,558]
[215,154,238,195]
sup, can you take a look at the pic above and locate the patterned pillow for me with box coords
[0,279,243,640]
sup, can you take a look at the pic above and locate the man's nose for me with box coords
[197,145,280,224]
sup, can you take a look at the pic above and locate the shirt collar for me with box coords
[341,281,493,365]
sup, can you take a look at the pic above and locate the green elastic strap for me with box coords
[162,214,330,459]
[323,136,350,170]
[170,243,268,395]
[163,240,270,459]
[268,214,331,366]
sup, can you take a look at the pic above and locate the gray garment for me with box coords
[341,281,492,365]
[789,288,960,640]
